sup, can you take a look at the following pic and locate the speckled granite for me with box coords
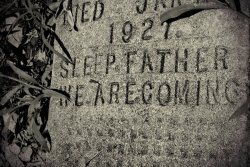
[47,0,250,166]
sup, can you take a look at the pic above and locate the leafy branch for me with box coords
[0,0,76,166]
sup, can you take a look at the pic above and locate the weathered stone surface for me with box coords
[47,0,249,166]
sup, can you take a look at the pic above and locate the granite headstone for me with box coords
[47,0,250,166]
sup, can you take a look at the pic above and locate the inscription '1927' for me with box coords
[109,18,156,44]
[64,0,185,42]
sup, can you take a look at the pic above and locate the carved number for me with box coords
[109,23,114,43]
[122,21,133,43]
[142,18,153,41]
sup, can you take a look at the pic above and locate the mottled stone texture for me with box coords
[47,0,249,166]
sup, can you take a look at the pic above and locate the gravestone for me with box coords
[47,0,250,166]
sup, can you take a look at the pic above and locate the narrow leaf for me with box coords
[6,60,38,85]
[86,151,102,167]
[62,0,68,11]
[225,0,237,10]
[160,1,228,23]
[0,73,42,90]
[66,10,74,29]
[74,24,78,31]
[1,30,20,36]
[22,0,43,28]
[0,103,29,116]
[23,86,32,96]
[1,85,23,106]
[48,1,62,11]
[55,0,65,18]
[0,0,17,15]
[42,130,52,151]
[0,8,26,20]
[6,39,27,61]
[7,12,28,36]
[27,95,44,121]
[41,29,72,64]
[17,95,34,102]
[49,30,72,63]
[229,98,250,120]
[42,89,70,101]
[32,121,49,152]
[41,65,52,86]
[1,114,10,139]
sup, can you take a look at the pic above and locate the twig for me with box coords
[85,151,102,167]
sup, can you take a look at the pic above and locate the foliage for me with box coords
[0,0,75,166]
[161,0,249,24]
